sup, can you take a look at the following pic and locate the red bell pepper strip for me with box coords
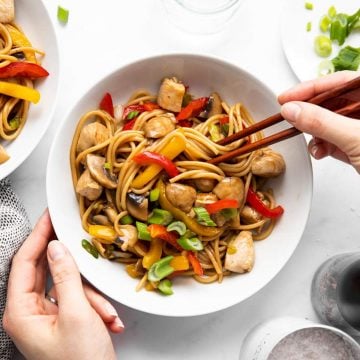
[99,92,114,117]
[0,62,49,79]
[187,251,203,276]
[123,118,137,130]
[123,102,160,119]
[148,224,182,251]
[177,119,193,128]
[133,151,179,178]
[205,199,239,214]
[176,97,209,121]
[143,102,160,111]
[219,116,229,125]
[246,187,284,219]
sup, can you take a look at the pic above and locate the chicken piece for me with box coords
[193,178,216,192]
[144,114,175,138]
[0,0,14,23]
[165,183,196,213]
[157,78,185,112]
[213,177,245,204]
[251,148,286,178]
[76,169,103,201]
[117,225,138,252]
[76,122,109,153]
[225,231,254,273]
[241,205,262,224]
[194,193,218,208]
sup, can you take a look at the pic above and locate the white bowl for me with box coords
[47,54,312,317]
[0,0,59,179]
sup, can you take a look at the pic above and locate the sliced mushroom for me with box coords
[92,214,111,226]
[193,178,216,192]
[204,92,223,118]
[115,225,138,252]
[76,122,109,153]
[225,231,254,273]
[240,205,263,224]
[104,205,118,224]
[194,193,218,208]
[251,148,286,178]
[213,177,245,205]
[144,114,175,138]
[0,144,10,164]
[165,183,196,213]
[126,192,148,221]
[76,168,103,201]
[157,78,185,112]
[86,154,117,189]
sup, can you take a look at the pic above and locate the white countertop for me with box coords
[10,0,360,359]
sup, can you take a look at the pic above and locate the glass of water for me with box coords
[161,0,243,34]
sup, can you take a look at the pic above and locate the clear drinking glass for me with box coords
[311,252,360,341]
[161,0,243,34]
[239,316,360,360]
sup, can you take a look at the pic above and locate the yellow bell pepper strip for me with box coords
[88,225,117,244]
[142,237,162,270]
[131,134,186,189]
[157,179,221,238]
[170,255,189,271]
[0,81,40,104]
[5,24,36,63]
[125,264,140,278]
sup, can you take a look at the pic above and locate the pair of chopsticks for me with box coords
[209,76,360,165]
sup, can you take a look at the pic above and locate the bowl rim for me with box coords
[47,53,313,317]
[1,0,61,180]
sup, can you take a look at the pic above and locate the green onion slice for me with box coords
[177,237,204,251]
[318,59,335,77]
[167,221,187,236]
[136,221,151,241]
[148,208,173,226]
[193,207,217,227]
[57,6,69,24]
[314,35,332,57]
[120,214,134,225]
[149,188,160,202]
[81,239,99,259]
[158,279,174,295]
[148,256,174,282]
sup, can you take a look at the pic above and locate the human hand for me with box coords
[278,70,360,173]
[3,210,124,360]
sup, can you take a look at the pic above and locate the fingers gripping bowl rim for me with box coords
[46,54,313,317]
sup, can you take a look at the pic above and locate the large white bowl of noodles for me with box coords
[0,0,59,180]
[47,54,312,317]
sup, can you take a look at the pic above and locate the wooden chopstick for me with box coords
[208,76,360,165]
[218,75,360,147]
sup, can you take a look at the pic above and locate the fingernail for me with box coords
[105,302,118,318]
[282,102,301,123]
[114,317,124,329]
[310,144,319,158]
[48,240,66,261]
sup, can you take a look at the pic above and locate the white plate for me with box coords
[0,0,59,179]
[47,54,313,317]
[281,0,360,81]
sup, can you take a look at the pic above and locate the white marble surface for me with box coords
[10,0,360,359]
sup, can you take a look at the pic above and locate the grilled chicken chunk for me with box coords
[213,177,245,205]
[165,183,196,213]
[157,78,185,112]
[76,122,109,153]
[0,0,14,23]
[251,148,286,178]
[144,114,175,138]
[76,169,103,201]
[225,231,254,273]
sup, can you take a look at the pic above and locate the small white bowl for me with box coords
[47,54,312,317]
[0,0,60,179]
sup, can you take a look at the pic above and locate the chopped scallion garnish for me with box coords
[148,208,173,226]
[193,207,217,227]
[167,221,187,236]
[306,21,312,32]
[314,35,332,57]
[57,6,69,24]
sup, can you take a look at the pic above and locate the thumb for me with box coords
[47,240,88,313]
[281,101,358,151]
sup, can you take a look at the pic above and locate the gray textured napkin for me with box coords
[0,178,31,360]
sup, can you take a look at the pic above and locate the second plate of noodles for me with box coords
[71,76,287,296]
[48,54,312,316]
